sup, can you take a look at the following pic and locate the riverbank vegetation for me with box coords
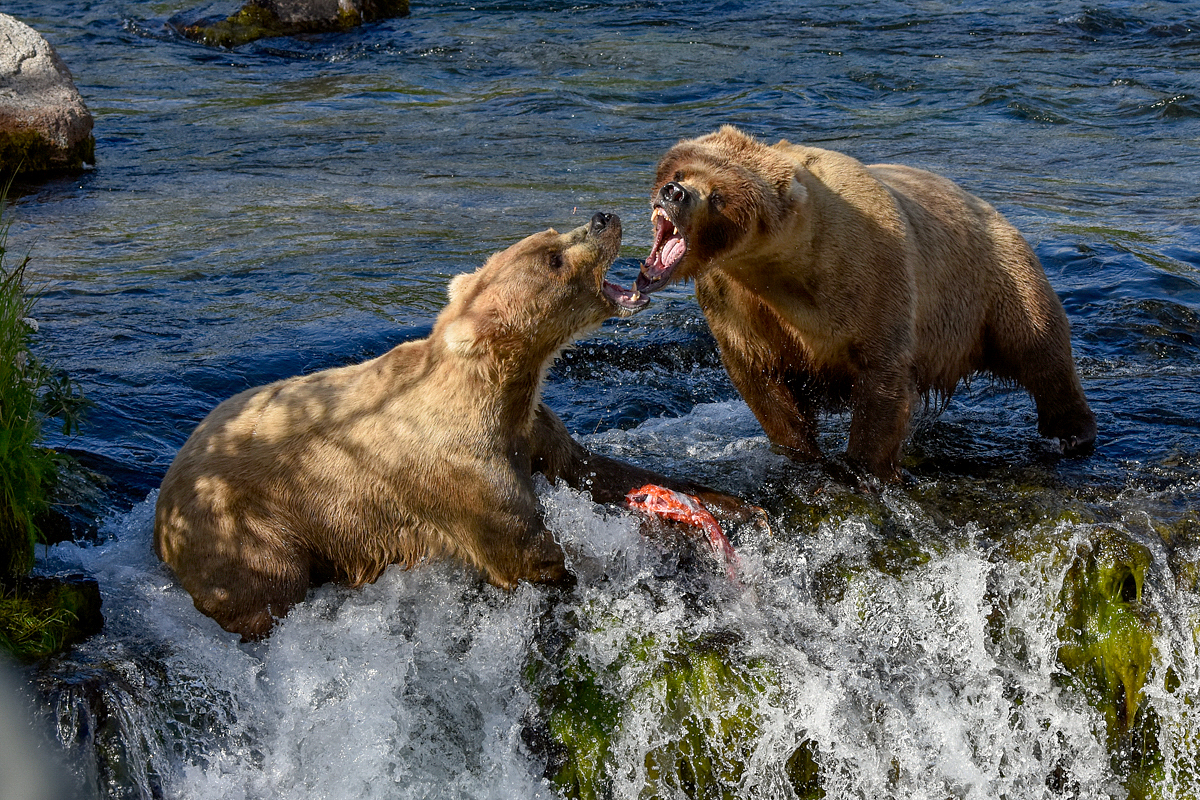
[0,191,96,660]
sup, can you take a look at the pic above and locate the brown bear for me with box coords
[636,125,1096,482]
[155,213,746,640]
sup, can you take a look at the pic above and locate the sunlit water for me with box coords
[3,1,1199,798]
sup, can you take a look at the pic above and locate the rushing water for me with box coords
[3,1,1200,798]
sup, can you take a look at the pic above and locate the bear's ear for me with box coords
[788,175,809,206]
[447,271,477,304]
[714,124,754,148]
[443,307,508,358]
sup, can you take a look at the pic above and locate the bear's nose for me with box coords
[660,182,688,205]
[590,212,614,232]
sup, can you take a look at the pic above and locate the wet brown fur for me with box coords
[155,218,743,640]
[647,126,1096,481]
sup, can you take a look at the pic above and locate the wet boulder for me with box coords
[0,15,95,176]
[175,0,410,48]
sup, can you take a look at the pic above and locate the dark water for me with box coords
[3,1,1199,798]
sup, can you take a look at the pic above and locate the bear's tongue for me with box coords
[644,211,686,281]
[603,280,650,312]
[657,235,686,271]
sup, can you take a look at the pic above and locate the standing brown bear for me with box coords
[637,126,1096,482]
[155,213,744,641]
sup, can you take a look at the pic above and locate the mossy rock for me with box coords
[34,453,111,545]
[0,14,96,177]
[633,645,822,800]
[1053,527,1174,799]
[175,0,410,48]
[1150,511,1200,595]
[530,630,823,800]
[1056,528,1157,744]
[0,128,94,176]
[537,654,622,800]
[769,478,886,536]
[909,476,1093,540]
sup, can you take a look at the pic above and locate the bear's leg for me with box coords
[751,378,824,460]
[720,352,823,460]
[845,367,917,482]
[519,526,573,588]
[700,275,823,460]
[987,303,1097,455]
[457,502,572,590]
[1017,350,1097,455]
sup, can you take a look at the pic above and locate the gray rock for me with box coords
[0,14,94,175]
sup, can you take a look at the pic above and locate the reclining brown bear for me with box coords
[155,213,744,640]
[637,126,1097,482]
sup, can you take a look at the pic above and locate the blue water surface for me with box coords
[2,3,1199,796]
[4,0,1196,505]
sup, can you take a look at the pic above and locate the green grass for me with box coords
[0,188,92,659]
[0,591,76,660]
[0,212,53,579]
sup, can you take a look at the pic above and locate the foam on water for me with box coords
[42,497,560,799]
[32,406,1200,799]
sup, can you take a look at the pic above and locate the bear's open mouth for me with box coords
[603,279,651,316]
[637,206,686,294]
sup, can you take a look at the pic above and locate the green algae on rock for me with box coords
[1056,528,1157,748]
[1054,528,1175,800]
[529,627,823,800]
[175,0,410,48]
[0,129,94,178]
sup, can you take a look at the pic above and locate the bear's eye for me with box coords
[548,252,565,271]
[710,191,725,212]
[673,170,684,182]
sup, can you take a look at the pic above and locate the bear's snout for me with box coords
[659,181,689,206]
[589,211,617,234]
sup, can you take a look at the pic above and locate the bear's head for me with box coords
[638,125,807,293]
[439,212,647,369]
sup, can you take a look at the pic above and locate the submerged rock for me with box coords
[35,454,112,546]
[1056,528,1157,748]
[175,0,410,48]
[0,15,95,175]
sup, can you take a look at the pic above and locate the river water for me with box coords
[3,1,1199,798]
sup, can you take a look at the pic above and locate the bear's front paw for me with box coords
[1059,435,1096,456]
